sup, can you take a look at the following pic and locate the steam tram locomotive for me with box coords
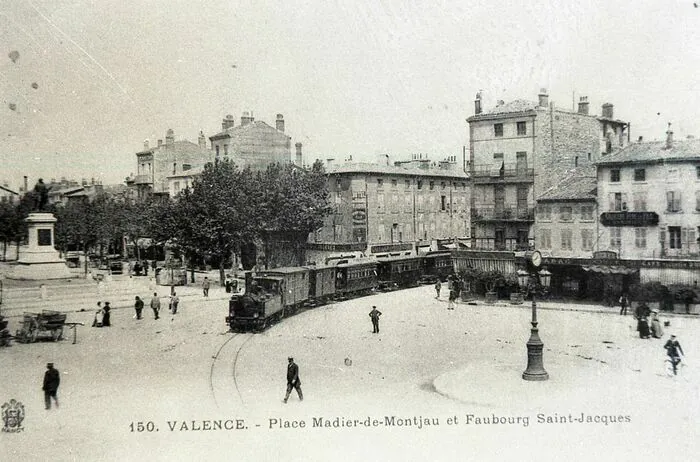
[226,252,456,332]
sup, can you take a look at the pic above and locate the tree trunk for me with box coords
[219,258,226,287]
[83,242,89,276]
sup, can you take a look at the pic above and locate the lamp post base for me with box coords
[522,324,549,381]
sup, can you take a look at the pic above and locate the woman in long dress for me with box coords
[650,310,664,338]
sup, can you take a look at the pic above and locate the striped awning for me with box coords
[582,265,638,275]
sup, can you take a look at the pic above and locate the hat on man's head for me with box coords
[47,362,54,367]
[288,356,294,361]
[670,334,676,338]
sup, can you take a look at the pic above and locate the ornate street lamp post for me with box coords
[517,251,551,381]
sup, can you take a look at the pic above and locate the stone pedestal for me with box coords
[7,213,72,280]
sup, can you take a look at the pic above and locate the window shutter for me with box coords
[609,193,615,211]
[696,191,700,211]
[667,191,673,211]
[675,192,682,211]
[622,193,629,211]
[682,228,688,248]
[659,228,666,243]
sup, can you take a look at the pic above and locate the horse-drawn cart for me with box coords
[16,310,67,343]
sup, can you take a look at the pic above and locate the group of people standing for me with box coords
[91,301,111,327]
[635,302,665,339]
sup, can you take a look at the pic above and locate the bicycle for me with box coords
[664,356,684,377]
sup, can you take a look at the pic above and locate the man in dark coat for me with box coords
[150,292,160,320]
[369,306,382,333]
[102,302,112,326]
[283,357,303,403]
[664,335,684,375]
[134,296,144,320]
[43,363,60,410]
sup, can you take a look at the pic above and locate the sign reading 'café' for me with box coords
[600,212,659,227]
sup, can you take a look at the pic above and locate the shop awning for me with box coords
[582,265,638,275]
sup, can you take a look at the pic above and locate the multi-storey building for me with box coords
[128,129,211,200]
[306,158,470,263]
[466,89,629,251]
[535,168,598,258]
[597,127,700,264]
[209,112,298,171]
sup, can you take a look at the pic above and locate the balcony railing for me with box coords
[306,242,367,252]
[133,175,152,185]
[471,163,534,183]
[471,206,535,222]
[471,237,535,252]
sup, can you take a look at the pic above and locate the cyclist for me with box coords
[664,335,684,375]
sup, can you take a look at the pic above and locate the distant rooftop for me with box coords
[327,162,469,179]
[537,166,597,202]
[596,139,700,166]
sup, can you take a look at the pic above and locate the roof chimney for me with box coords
[143,139,149,150]
[241,111,254,126]
[602,103,614,119]
[577,96,589,115]
[474,92,482,115]
[221,114,235,130]
[538,88,549,108]
[666,123,674,149]
[295,142,302,166]
[198,130,206,149]
[276,114,285,132]
[165,129,175,146]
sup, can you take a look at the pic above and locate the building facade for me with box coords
[128,129,212,200]
[535,169,599,259]
[597,128,700,269]
[466,89,629,252]
[306,159,470,263]
[208,112,295,171]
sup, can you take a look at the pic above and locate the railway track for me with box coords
[209,332,254,409]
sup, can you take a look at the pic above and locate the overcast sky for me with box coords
[1,0,699,188]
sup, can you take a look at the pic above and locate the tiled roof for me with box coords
[209,120,282,139]
[168,165,205,179]
[328,162,469,179]
[137,140,209,156]
[596,139,700,166]
[481,99,538,115]
[537,166,597,202]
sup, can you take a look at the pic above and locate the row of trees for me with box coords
[0,160,332,282]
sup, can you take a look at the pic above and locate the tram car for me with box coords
[227,253,448,332]
[421,251,454,283]
[376,255,423,288]
[333,259,378,298]
[227,267,310,331]
[305,264,337,304]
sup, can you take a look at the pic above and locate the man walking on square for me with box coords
[150,292,161,320]
[369,306,382,333]
[283,357,303,403]
[170,292,179,314]
[42,363,60,410]
[202,277,210,297]
[134,296,144,320]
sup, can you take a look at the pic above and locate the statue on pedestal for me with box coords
[33,179,50,211]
